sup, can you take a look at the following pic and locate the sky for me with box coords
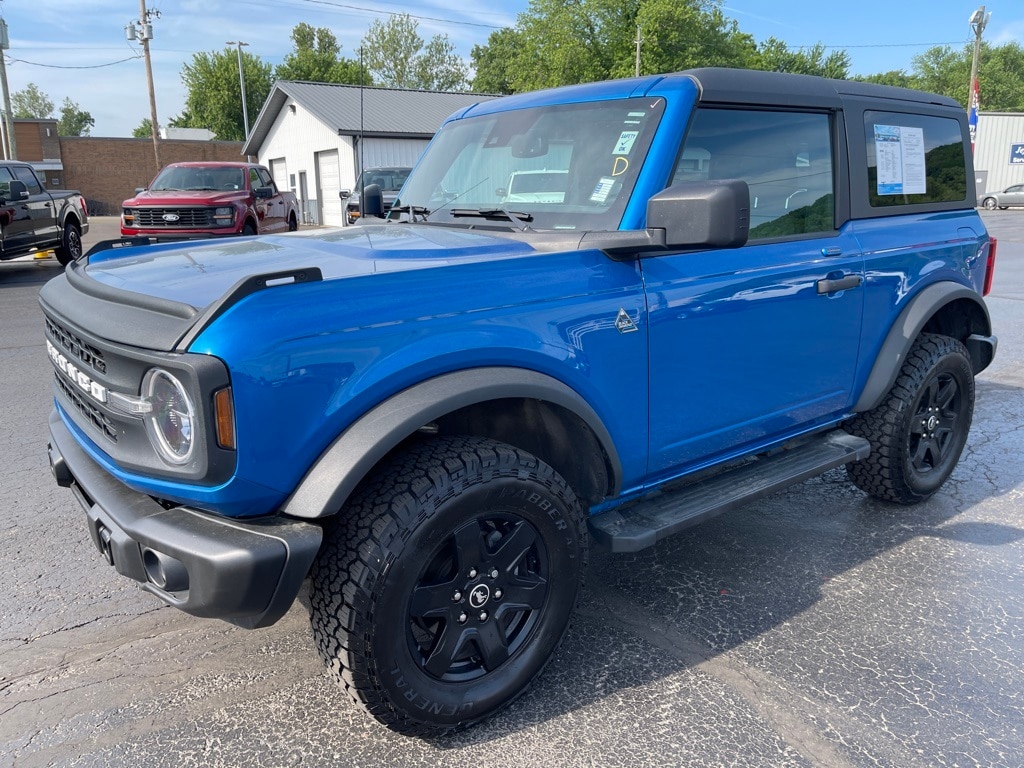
[0,0,1020,139]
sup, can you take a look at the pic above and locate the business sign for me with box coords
[1011,144,1024,165]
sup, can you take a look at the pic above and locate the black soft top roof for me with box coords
[680,68,962,110]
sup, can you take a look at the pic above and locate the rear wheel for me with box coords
[55,221,82,266]
[310,436,587,734]
[982,197,997,210]
[288,213,298,231]
[846,334,974,504]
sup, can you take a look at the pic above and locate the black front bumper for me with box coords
[48,409,322,629]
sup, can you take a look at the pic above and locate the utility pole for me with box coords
[0,17,16,160]
[127,0,161,170]
[634,24,642,78]
[968,5,990,152]
[226,41,250,139]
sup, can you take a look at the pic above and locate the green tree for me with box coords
[753,37,850,79]
[133,118,153,139]
[470,0,756,93]
[628,0,757,78]
[12,82,54,118]
[178,48,273,141]
[361,14,468,90]
[856,70,917,89]
[274,23,365,84]
[471,28,522,94]
[57,97,94,136]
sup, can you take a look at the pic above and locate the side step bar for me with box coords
[588,430,870,553]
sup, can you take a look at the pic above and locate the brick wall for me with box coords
[59,137,245,215]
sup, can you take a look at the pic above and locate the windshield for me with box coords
[397,97,665,230]
[355,168,411,193]
[151,166,246,191]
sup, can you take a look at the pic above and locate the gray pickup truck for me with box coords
[0,161,89,266]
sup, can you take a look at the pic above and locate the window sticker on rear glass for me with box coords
[874,124,926,195]
[614,131,640,155]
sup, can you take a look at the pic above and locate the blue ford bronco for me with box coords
[43,68,997,733]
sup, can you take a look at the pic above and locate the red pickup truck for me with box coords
[121,162,299,239]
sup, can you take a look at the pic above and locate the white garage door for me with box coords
[317,149,344,227]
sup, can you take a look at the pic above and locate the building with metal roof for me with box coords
[242,81,498,227]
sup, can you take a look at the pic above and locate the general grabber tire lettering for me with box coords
[309,436,587,734]
[845,333,975,504]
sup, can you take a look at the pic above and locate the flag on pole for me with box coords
[969,79,980,152]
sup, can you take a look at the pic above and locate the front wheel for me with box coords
[845,334,974,504]
[242,221,258,236]
[55,221,82,266]
[310,436,587,734]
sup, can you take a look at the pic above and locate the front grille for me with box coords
[54,372,118,443]
[46,316,106,374]
[132,207,215,228]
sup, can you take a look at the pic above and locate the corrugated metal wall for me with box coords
[974,113,1024,196]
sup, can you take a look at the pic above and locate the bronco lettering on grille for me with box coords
[46,318,106,374]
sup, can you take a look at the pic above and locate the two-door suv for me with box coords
[42,68,997,734]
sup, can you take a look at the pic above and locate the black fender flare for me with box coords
[853,282,994,413]
[282,367,623,519]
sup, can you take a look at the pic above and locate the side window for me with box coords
[0,166,14,195]
[249,168,261,189]
[864,111,966,207]
[257,168,275,189]
[673,108,834,239]
[12,165,42,195]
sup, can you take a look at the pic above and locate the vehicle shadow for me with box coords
[429,378,1024,749]
[0,258,63,287]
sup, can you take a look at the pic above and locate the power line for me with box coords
[5,54,142,69]
[292,0,504,29]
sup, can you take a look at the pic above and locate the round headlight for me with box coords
[143,369,195,465]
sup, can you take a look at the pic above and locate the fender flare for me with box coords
[853,281,993,413]
[282,367,623,519]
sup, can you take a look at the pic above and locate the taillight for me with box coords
[80,198,88,217]
[983,237,997,297]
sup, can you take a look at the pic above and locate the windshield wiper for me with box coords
[451,207,534,231]
[388,204,431,221]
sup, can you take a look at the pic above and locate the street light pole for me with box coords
[968,5,990,151]
[226,41,250,140]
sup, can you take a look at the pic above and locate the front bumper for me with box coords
[48,408,322,629]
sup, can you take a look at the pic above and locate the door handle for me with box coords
[817,274,862,294]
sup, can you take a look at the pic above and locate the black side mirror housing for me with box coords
[339,189,351,200]
[254,186,274,199]
[360,183,384,219]
[4,179,28,203]
[647,180,749,250]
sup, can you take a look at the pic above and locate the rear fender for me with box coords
[854,282,994,413]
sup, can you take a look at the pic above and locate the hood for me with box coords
[82,224,537,311]
[124,189,250,206]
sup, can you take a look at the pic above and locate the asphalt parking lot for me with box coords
[2,214,1022,767]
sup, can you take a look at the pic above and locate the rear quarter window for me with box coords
[864,111,967,207]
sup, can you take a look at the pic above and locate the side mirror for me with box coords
[254,186,274,199]
[360,183,384,220]
[339,189,351,200]
[4,179,28,202]
[134,187,147,194]
[647,180,749,250]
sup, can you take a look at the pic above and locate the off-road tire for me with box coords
[55,221,82,266]
[846,333,974,504]
[310,436,587,734]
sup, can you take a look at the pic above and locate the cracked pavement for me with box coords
[2,215,1022,767]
